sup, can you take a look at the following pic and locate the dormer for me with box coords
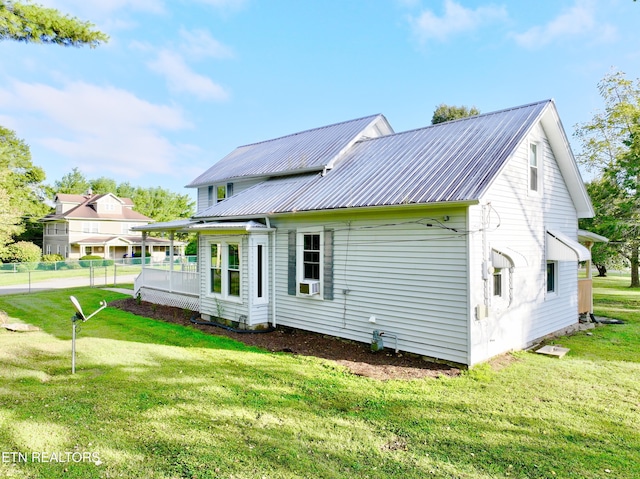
[88,193,125,215]
[54,194,86,214]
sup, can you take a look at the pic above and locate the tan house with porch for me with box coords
[41,193,181,260]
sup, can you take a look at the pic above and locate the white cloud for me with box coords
[0,80,192,178]
[147,50,230,101]
[179,29,234,60]
[512,0,617,49]
[410,0,508,43]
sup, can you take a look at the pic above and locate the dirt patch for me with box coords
[110,298,461,380]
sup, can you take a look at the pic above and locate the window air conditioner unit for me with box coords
[299,280,320,295]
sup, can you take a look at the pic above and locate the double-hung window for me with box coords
[228,244,240,297]
[303,234,321,281]
[210,244,222,294]
[209,241,241,298]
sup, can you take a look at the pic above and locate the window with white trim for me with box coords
[546,261,557,294]
[209,241,241,299]
[228,243,240,297]
[293,228,326,297]
[303,234,321,281]
[210,243,222,293]
[493,268,503,297]
[82,222,99,234]
[529,142,539,192]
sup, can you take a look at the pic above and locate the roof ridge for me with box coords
[356,100,552,143]
[238,113,383,148]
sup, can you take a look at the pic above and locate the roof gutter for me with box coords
[194,199,479,223]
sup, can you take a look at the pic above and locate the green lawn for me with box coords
[0,279,638,479]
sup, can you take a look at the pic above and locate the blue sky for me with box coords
[1,0,638,198]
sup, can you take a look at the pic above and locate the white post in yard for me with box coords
[169,231,174,292]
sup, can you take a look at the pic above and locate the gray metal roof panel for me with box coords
[187,114,387,187]
[193,101,550,217]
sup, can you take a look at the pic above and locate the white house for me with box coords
[134,100,597,366]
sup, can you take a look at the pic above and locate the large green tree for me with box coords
[0,0,108,47]
[0,126,51,247]
[431,104,480,125]
[575,71,640,286]
[53,167,90,194]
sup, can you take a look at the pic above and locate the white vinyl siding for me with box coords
[196,178,268,214]
[272,208,469,365]
[469,123,580,364]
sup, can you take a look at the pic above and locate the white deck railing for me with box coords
[136,268,199,296]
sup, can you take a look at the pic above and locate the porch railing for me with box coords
[138,268,199,296]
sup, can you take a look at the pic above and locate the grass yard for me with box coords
[0,279,638,479]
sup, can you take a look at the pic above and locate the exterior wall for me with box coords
[270,206,470,364]
[196,178,268,214]
[42,221,69,257]
[468,123,579,364]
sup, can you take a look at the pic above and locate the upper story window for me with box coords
[82,222,99,234]
[207,183,234,207]
[529,143,539,192]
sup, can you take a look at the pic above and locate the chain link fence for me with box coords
[0,256,197,293]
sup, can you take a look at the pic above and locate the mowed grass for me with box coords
[0,281,638,479]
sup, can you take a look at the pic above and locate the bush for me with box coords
[42,254,64,263]
[1,242,42,264]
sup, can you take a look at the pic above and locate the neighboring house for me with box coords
[41,193,181,261]
[134,100,599,366]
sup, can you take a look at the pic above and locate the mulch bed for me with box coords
[110,298,461,380]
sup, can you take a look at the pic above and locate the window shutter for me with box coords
[323,229,334,300]
[287,230,296,295]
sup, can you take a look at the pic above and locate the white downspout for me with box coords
[267,217,277,328]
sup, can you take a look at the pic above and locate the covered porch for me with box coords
[132,219,275,326]
[73,235,185,261]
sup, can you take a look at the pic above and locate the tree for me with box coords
[431,104,480,124]
[575,71,640,287]
[131,186,194,224]
[0,0,108,47]
[90,176,117,195]
[54,167,90,194]
[0,170,22,258]
[0,126,51,248]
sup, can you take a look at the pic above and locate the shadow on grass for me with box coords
[0,287,261,354]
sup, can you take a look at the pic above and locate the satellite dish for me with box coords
[70,296,86,321]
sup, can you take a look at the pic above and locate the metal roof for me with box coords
[186,114,391,187]
[195,100,551,218]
